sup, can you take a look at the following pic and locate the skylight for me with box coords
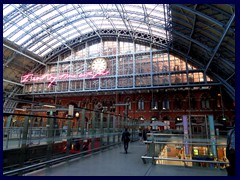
[3,4,168,57]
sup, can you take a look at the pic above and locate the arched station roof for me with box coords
[3,4,235,100]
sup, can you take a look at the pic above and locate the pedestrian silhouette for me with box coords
[142,127,150,141]
[226,126,235,176]
[122,128,131,154]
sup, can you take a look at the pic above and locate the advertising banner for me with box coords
[183,115,189,156]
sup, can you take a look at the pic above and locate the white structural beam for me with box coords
[3,79,24,87]
[3,44,47,66]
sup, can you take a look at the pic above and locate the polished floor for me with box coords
[25,141,227,176]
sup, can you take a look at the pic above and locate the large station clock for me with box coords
[91,57,107,73]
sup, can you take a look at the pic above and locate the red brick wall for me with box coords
[31,87,235,126]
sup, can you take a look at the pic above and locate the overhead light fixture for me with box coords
[43,105,56,108]
[15,108,26,111]
[75,112,80,118]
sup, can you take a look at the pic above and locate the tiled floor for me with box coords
[25,141,227,176]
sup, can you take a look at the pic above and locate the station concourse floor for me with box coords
[25,141,227,176]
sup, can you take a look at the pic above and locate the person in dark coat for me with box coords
[122,128,131,154]
[226,126,235,176]
[142,128,147,141]
[142,127,150,141]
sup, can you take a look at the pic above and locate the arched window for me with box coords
[188,95,196,109]
[138,98,144,110]
[125,97,132,111]
[188,74,194,83]
[174,95,182,110]
[151,96,158,110]
[81,100,88,108]
[109,99,116,112]
[201,94,210,109]
[162,75,169,84]
[162,97,169,110]
[162,65,168,72]
[174,76,181,84]
[217,93,222,108]
[174,65,180,71]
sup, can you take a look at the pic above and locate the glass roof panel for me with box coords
[16,17,28,27]
[41,36,52,43]
[31,26,43,36]
[41,10,58,21]
[81,29,92,34]
[17,34,31,45]
[80,4,100,11]
[3,25,18,37]
[9,29,26,42]
[3,4,168,57]
[50,41,62,49]
[38,4,53,15]
[37,44,51,54]
[48,38,58,46]
[47,16,65,25]
[66,9,78,17]
[28,41,44,52]
[38,47,52,56]
[61,29,77,39]
[3,4,17,16]
[63,33,79,42]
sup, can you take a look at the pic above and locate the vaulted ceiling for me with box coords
[3,4,235,100]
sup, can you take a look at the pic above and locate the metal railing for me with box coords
[3,141,121,176]
[3,111,140,176]
[141,132,229,169]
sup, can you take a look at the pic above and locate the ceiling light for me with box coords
[43,105,56,108]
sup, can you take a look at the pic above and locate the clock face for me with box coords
[91,58,107,73]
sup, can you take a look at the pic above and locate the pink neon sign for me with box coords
[21,71,109,87]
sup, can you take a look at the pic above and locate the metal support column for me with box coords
[46,115,54,160]
[66,118,72,155]
[100,112,104,147]
[80,109,86,151]
[91,111,96,151]
[107,113,110,145]
[19,116,29,167]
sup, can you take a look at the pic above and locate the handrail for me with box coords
[141,156,229,164]
[143,140,227,146]
[3,141,121,176]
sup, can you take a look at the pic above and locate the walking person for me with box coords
[138,128,142,142]
[142,128,147,141]
[122,128,131,154]
[226,125,235,176]
[142,127,150,141]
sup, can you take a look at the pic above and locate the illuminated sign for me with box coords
[21,71,109,87]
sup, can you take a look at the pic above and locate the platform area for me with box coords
[25,141,227,176]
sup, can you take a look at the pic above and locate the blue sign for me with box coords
[183,115,189,156]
